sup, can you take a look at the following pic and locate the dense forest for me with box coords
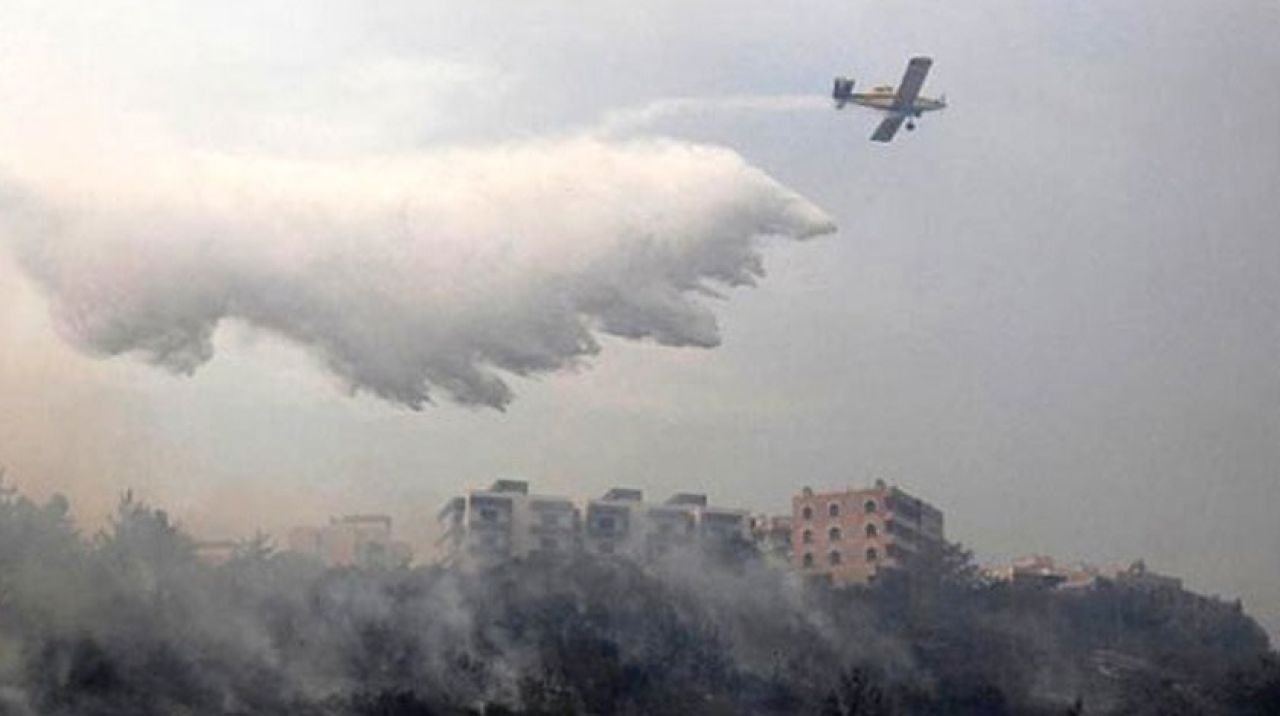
[1,484,1276,715]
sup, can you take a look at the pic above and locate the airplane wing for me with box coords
[870,115,906,142]
[892,56,932,109]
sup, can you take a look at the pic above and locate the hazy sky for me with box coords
[1,1,1277,639]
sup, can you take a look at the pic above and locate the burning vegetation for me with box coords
[0,481,1276,715]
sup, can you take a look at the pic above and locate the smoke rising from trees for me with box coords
[1,138,833,410]
[0,483,1275,715]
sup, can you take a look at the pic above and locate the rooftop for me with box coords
[602,487,644,502]
[489,479,530,495]
[665,493,708,507]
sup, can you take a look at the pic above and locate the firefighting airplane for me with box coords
[832,56,946,142]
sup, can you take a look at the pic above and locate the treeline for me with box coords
[0,485,1276,715]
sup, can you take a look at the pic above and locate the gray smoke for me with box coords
[1,137,834,409]
[3,485,1273,715]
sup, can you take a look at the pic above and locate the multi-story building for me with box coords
[439,483,751,564]
[287,514,413,568]
[583,488,751,558]
[791,480,944,584]
[437,479,579,567]
[700,503,753,544]
[644,498,701,556]
[584,489,698,558]
[582,487,649,556]
[752,515,794,564]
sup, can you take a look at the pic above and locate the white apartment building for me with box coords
[287,514,413,568]
[437,479,579,567]
[439,482,753,566]
[582,489,751,559]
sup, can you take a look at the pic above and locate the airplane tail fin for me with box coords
[832,77,855,106]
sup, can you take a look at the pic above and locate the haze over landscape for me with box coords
[1,0,1277,654]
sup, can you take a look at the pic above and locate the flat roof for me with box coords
[602,487,644,502]
[489,479,529,494]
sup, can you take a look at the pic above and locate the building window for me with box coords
[828,503,840,517]
[802,529,814,544]
[803,553,814,568]
[865,523,878,538]
[479,508,499,522]
[828,526,842,542]
[540,512,561,527]
[801,506,813,520]
[597,516,616,532]
[864,499,877,514]
[829,550,842,565]
[866,547,878,562]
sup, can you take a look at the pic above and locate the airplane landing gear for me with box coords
[906,121,916,131]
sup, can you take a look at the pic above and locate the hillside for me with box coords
[1,487,1276,715]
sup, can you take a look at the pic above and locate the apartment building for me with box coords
[438,482,752,565]
[585,488,695,558]
[583,489,751,558]
[752,515,794,564]
[701,504,752,543]
[287,514,413,568]
[791,480,944,584]
[437,479,579,566]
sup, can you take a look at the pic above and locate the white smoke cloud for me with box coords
[596,94,830,136]
[1,138,834,410]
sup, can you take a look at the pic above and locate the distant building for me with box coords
[643,496,701,558]
[1112,559,1182,592]
[437,479,579,567]
[583,489,701,558]
[583,488,751,559]
[438,482,751,566]
[583,487,657,557]
[984,554,1070,588]
[984,557,1183,593]
[700,503,753,544]
[194,540,239,566]
[752,515,794,564]
[791,480,944,584]
[288,514,412,568]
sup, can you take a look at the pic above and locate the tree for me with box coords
[821,666,891,716]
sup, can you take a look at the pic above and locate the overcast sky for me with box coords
[1,1,1277,639]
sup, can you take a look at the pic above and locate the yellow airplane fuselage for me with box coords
[848,91,946,114]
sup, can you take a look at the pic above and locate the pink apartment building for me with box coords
[791,480,944,584]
